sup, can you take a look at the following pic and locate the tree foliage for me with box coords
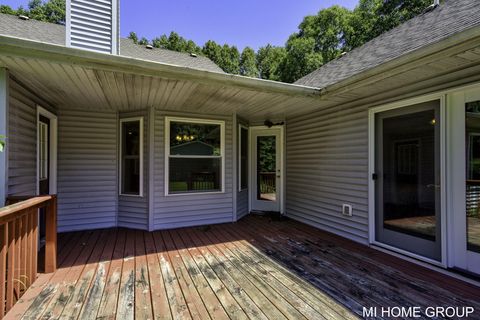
[256,45,286,81]
[240,47,258,77]
[3,0,433,83]
[2,0,65,23]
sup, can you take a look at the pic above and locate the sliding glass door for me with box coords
[374,100,442,261]
[450,89,480,275]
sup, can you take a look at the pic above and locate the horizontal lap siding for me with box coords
[154,111,234,229]
[7,81,38,196]
[118,110,148,230]
[57,109,117,232]
[237,190,249,219]
[286,106,369,244]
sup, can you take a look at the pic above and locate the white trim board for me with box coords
[238,124,249,192]
[0,68,8,204]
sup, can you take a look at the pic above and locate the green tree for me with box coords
[376,0,432,34]
[280,36,322,83]
[138,37,149,45]
[297,6,351,63]
[128,31,139,44]
[152,35,168,48]
[43,0,65,24]
[344,0,383,50]
[256,45,286,81]
[0,135,5,152]
[166,31,187,51]
[202,40,223,68]
[239,47,258,77]
[19,0,65,23]
[0,5,16,15]
[225,45,240,74]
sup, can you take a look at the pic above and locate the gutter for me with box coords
[0,35,321,99]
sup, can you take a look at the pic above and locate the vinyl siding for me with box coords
[286,106,369,244]
[68,0,118,54]
[7,79,56,197]
[118,110,148,230]
[153,111,234,229]
[57,109,117,232]
[237,190,249,219]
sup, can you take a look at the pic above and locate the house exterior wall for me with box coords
[57,109,117,232]
[153,110,235,229]
[118,110,149,230]
[286,105,370,244]
[7,78,56,197]
[237,190,249,219]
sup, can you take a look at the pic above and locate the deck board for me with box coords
[5,214,480,320]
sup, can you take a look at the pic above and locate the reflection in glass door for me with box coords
[257,136,276,202]
[465,102,480,255]
[374,100,442,261]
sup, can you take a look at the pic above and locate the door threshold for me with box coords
[371,244,480,288]
[249,210,287,220]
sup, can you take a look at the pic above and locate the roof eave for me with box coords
[0,35,321,98]
[317,25,480,98]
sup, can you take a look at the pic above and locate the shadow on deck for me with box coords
[5,214,480,319]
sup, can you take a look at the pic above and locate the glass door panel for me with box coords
[375,100,442,261]
[465,102,480,254]
[257,136,277,202]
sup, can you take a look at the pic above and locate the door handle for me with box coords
[427,184,441,189]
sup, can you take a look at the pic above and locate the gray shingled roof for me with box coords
[295,0,480,88]
[0,13,224,73]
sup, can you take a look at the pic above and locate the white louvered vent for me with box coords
[66,0,119,55]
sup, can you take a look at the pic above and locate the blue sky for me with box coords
[1,0,359,50]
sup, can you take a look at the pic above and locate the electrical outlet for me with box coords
[342,204,352,217]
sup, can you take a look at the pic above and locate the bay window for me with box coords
[166,117,224,195]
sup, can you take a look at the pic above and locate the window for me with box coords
[239,125,248,191]
[38,121,48,180]
[120,118,143,196]
[166,117,224,195]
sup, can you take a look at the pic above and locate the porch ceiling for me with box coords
[0,55,324,121]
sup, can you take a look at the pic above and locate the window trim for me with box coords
[119,117,144,197]
[238,124,249,192]
[165,116,225,196]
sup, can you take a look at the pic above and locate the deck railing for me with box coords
[0,195,57,319]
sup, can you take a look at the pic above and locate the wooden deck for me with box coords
[5,214,480,320]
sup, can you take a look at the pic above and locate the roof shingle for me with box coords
[295,0,480,88]
[0,13,224,73]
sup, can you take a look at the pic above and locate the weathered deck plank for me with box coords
[5,215,480,320]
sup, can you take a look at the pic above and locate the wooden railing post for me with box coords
[44,195,57,273]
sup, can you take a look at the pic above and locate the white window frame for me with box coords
[36,105,57,195]
[165,116,225,196]
[119,117,144,197]
[238,124,249,192]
